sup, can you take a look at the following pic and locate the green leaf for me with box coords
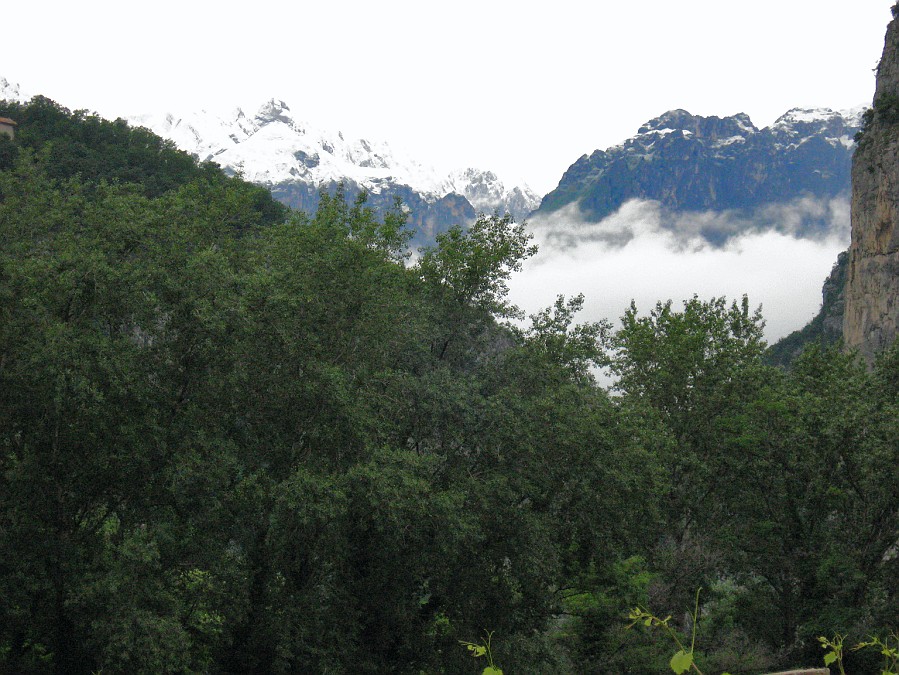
[824,651,837,666]
[482,668,503,675]
[670,650,693,674]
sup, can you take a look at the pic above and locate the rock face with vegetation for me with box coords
[844,6,899,364]
[766,250,848,367]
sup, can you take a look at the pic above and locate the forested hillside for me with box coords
[1,99,899,674]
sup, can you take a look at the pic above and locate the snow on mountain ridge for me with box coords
[627,107,864,144]
[768,106,865,152]
[600,107,866,159]
[772,105,868,129]
[772,106,855,130]
[441,167,541,217]
[128,98,539,215]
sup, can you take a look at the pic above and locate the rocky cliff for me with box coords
[843,4,899,363]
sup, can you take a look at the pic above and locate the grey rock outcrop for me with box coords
[843,5,899,363]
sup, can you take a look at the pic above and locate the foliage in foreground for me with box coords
[1,98,899,674]
[0,121,639,671]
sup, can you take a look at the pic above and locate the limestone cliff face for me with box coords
[843,7,899,363]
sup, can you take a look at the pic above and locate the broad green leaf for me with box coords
[670,649,693,674]
[824,651,837,666]
[482,668,503,675]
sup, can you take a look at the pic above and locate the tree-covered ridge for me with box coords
[0,95,286,224]
[0,99,898,674]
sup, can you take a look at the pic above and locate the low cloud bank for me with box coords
[529,197,850,252]
[510,198,849,345]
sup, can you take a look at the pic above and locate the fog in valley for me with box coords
[509,197,850,346]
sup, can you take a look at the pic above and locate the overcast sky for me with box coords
[4,0,895,194]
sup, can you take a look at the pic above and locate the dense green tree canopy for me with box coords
[1,98,898,674]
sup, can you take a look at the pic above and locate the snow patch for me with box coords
[713,135,747,147]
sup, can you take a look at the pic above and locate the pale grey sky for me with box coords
[4,1,894,194]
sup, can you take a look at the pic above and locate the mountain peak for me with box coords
[769,106,864,145]
[443,167,539,217]
[771,105,867,127]
[255,99,293,125]
[773,107,844,126]
[638,109,696,134]
[637,109,758,140]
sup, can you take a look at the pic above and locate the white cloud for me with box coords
[509,199,849,346]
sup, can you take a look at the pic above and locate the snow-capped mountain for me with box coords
[0,76,538,246]
[130,100,450,194]
[442,168,541,221]
[535,107,864,243]
[129,99,540,245]
[768,106,865,149]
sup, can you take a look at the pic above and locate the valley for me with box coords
[1,3,898,672]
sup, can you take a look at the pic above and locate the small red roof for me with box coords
[0,118,18,126]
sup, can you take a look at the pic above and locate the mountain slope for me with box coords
[535,107,863,241]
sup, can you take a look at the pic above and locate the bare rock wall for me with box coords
[843,8,899,363]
